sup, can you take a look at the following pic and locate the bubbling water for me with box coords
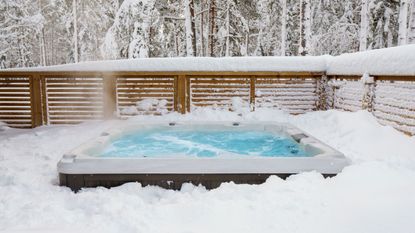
[98,128,311,158]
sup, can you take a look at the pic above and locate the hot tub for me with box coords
[58,122,349,191]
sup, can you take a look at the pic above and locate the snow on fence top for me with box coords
[1,56,327,73]
[327,44,415,76]
[2,45,415,75]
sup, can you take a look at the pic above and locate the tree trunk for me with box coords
[225,1,230,57]
[40,28,47,66]
[209,0,217,57]
[280,0,287,56]
[398,0,409,45]
[184,0,196,56]
[359,0,369,51]
[408,0,415,43]
[51,27,55,65]
[206,0,210,56]
[73,0,79,63]
[37,0,46,66]
[299,0,311,56]
[190,0,197,56]
[174,22,179,56]
[200,1,205,56]
[244,25,249,56]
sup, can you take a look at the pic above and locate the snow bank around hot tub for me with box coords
[1,108,415,232]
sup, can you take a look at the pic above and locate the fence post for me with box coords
[175,75,187,114]
[186,76,191,113]
[316,74,328,110]
[361,73,375,112]
[250,76,256,111]
[103,73,117,119]
[40,76,49,125]
[29,74,43,127]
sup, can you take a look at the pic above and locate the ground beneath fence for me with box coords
[1,109,415,233]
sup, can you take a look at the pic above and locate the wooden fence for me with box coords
[0,71,414,135]
[0,71,323,128]
[326,75,415,135]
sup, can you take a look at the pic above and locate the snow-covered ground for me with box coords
[1,108,415,233]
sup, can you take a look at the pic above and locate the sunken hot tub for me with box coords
[58,122,349,191]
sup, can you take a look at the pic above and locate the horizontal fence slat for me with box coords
[45,79,103,83]
[0,76,32,128]
[43,76,105,125]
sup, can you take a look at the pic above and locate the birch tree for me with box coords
[398,0,409,45]
[37,0,47,66]
[224,0,231,56]
[208,0,217,56]
[72,0,79,62]
[359,0,370,51]
[184,0,196,56]
[280,0,287,56]
[299,0,311,56]
[409,0,415,43]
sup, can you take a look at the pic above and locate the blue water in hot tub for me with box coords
[97,128,311,158]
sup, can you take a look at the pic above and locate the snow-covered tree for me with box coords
[360,0,370,51]
[184,0,196,56]
[0,0,44,68]
[370,0,399,49]
[208,0,218,57]
[312,1,360,55]
[398,0,409,45]
[409,0,415,43]
[0,0,411,67]
[280,0,287,56]
[103,0,159,59]
[254,0,282,56]
[72,0,78,62]
[75,0,117,62]
[299,0,311,56]
[216,0,249,56]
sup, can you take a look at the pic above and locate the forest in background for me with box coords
[1,0,415,69]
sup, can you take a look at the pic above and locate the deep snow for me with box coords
[1,108,415,233]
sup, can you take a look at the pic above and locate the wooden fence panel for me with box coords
[0,76,32,128]
[2,71,412,136]
[373,80,415,135]
[116,76,175,117]
[43,76,105,124]
[327,78,363,111]
[254,77,318,114]
[188,76,251,110]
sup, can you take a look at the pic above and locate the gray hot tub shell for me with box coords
[57,121,349,191]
